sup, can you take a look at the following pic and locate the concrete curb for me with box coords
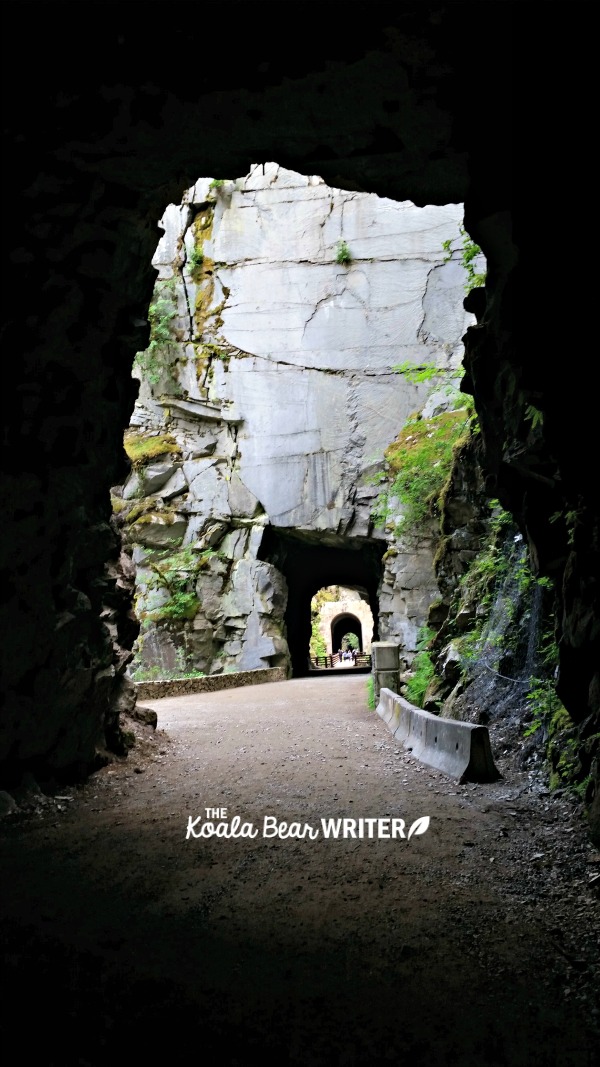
[376,687,501,783]
[134,666,288,701]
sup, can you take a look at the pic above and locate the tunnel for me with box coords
[2,3,598,834]
[258,527,385,676]
[331,613,363,654]
[2,6,600,1065]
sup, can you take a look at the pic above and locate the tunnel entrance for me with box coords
[332,614,363,654]
[258,526,385,677]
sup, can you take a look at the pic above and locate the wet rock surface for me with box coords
[1,676,598,1065]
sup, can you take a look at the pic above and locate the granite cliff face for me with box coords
[117,165,476,677]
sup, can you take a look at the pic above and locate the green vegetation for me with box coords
[202,341,231,369]
[391,361,463,387]
[133,281,179,386]
[435,504,595,802]
[524,404,544,431]
[372,406,473,536]
[110,494,127,514]
[535,685,597,802]
[519,625,592,796]
[521,603,564,740]
[550,506,581,548]
[447,511,553,678]
[523,678,564,738]
[122,499,155,526]
[310,622,327,658]
[131,664,206,682]
[460,229,486,293]
[209,179,225,189]
[390,360,465,412]
[335,240,352,265]
[442,224,486,293]
[405,626,435,707]
[190,205,217,335]
[152,590,197,622]
[141,545,219,624]
[454,502,513,635]
[123,431,181,468]
[189,247,205,272]
[366,675,376,710]
[375,226,484,539]
[309,586,345,658]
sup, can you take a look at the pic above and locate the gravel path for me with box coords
[1,674,599,1066]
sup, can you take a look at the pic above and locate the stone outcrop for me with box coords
[120,165,477,676]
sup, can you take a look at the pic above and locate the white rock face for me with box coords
[153,204,193,281]
[123,164,481,675]
[214,168,468,374]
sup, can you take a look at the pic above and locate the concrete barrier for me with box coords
[376,687,500,783]
[371,642,400,700]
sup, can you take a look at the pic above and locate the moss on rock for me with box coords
[124,431,181,468]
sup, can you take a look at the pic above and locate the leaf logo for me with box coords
[407,816,430,840]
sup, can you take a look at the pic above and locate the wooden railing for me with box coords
[309,654,372,670]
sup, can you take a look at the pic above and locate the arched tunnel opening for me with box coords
[258,526,385,677]
[332,613,363,653]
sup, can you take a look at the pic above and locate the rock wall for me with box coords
[134,666,287,701]
[119,165,477,676]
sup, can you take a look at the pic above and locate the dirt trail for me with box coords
[1,675,599,1066]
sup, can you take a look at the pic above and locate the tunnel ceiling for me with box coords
[258,527,385,598]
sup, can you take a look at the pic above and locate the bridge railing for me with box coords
[309,654,372,669]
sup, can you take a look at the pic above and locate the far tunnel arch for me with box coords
[331,613,363,654]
